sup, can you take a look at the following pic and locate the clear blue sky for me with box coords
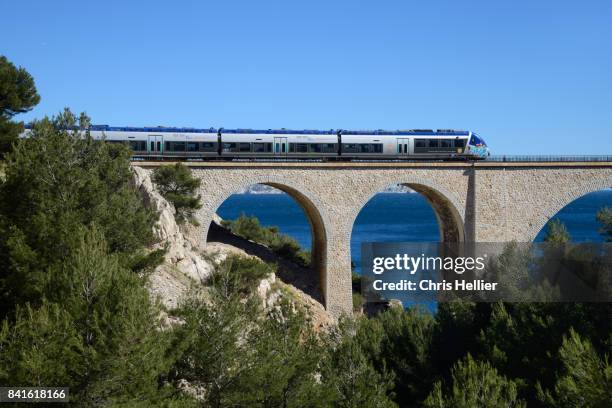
[2,0,611,154]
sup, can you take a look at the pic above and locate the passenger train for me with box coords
[23,125,490,160]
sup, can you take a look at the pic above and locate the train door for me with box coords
[274,137,288,157]
[396,138,409,156]
[148,135,164,155]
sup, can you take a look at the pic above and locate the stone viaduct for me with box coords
[136,161,612,318]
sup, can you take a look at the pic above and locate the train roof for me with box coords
[25,124,471,136]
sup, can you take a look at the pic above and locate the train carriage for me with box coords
[339,130,473,160]
[88,126,219,159]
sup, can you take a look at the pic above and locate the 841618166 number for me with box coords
[0,387,69,402]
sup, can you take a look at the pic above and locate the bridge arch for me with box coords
[198,175,330,306]
[347,177,466,245]
[526,178,612,242]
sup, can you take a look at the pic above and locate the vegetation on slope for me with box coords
[222,214,312,267]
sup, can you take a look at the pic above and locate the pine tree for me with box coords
[0,227,177,405]
[424,354,526,408]
[0,109,158,316]
[152,163,202,224]
[543,219,571,244]
[538,329,611,408]
[0,55,40,156]
[321,317,397,408]
[229,300,329,408]
[361,306,436,406]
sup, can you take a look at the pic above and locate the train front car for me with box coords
[466,132,490,159]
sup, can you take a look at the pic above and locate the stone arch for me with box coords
[347,177,466,246]
[198,174,330,306]
[526,177,612,242]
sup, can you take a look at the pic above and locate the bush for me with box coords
[223,214,311,267]
[208,254,276,298]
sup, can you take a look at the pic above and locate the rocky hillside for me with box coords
[131,166,334,330]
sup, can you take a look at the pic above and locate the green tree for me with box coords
[172,293,260,408]
[0,109,159,316]
[538,329,611,408]
[543,219,571,244]
[173,256,330,408]
[229,300,330,408]
[360,306,436,406]
[596,207,612,241]
[0,55,40,156]
[321,317,397,408]
[0,227,178,406]
[152,163,202,224]
[424,354,526,408]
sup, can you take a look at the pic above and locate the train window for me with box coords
[150,141,155,151]
[282,143,286,153]
[308,143,337,153]
[455,139,466,148]
[223,142,238,152]
[129,140,146,151]
[359,144,383,153]
[295,143,308,153]
[414,139,429,153]
[253,142,272,153]
[440,140,452,148]
[165,141,186,151]
[324,143,337,153]
[342,144,358,153]
[187,142,198,152]
[239,143,251,152]
[200,142,217,152]
[275,143,280,153]
[309,144,322,153]
[427,139,440,148]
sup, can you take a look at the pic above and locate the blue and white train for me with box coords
[25,125,491,160]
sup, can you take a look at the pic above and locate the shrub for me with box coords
[208,254,276,298]
[224,214,311,267]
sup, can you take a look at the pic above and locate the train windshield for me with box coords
[470,133,487,146]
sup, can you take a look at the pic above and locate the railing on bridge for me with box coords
[487,155,612,162]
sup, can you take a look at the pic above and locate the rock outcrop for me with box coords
[132,166,214,308]
[131,165,334,330]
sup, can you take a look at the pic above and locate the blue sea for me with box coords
[216,190,612,273]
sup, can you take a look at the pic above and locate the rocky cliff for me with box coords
[131,166,334,329]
